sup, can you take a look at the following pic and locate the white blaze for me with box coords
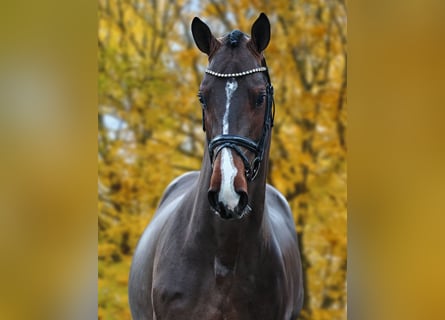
[219,79,239,210]
[223,79,238,134]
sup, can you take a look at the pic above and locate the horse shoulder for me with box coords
[265,183,304,317]
[265,183,295,229]
[132,171,199,266]
[128,171,199,319]
[157,171,200,209]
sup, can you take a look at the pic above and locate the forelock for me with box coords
[225,30,247,48]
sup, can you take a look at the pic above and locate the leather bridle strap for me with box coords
[208,135,259,181]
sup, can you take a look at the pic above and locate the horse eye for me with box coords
[256,93,266,107]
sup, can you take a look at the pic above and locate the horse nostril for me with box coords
[208,189,219,211]
[237,191,248,212]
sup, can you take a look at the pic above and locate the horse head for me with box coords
[192,13,274,220]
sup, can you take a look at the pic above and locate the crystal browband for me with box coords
[205,67,267,78]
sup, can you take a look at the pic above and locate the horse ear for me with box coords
[250,13,270,53]
[191,17,217,55]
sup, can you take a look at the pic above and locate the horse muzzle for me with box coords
[208,148,249,219]
[208,188,249,219]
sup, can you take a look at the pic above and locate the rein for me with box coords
[203,63,275,181]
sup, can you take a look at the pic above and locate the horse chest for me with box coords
[152,254,283,320]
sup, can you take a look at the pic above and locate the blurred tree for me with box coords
[98,1,347,319]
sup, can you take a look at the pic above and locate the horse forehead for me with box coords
[216,45,253,61]
[210,40,257,68]
[202,79,253,102]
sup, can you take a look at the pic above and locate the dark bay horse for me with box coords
[129,13,304,320]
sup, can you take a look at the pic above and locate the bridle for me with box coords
[202,61,275,181]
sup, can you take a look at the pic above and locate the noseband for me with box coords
[203,65,275,181]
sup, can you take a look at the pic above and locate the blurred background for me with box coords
[98,0,347,319]
[2,1,444,320]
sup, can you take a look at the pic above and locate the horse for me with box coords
[128,13,304,320]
